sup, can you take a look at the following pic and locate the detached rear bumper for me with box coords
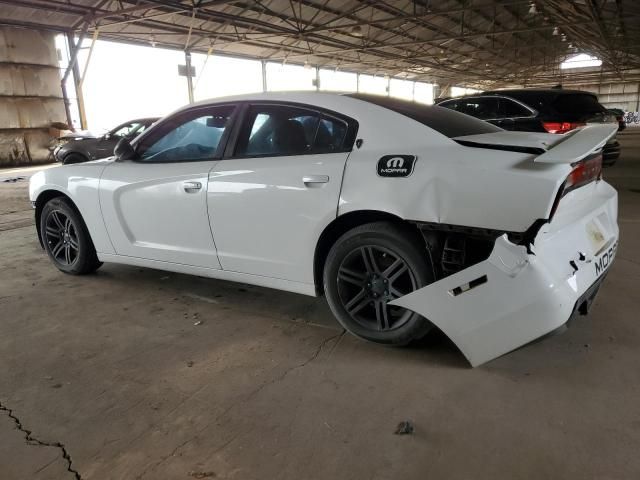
[391,181,618,367]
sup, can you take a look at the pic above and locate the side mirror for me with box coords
[114,138,137,161]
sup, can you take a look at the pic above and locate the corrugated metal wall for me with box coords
[0,26,66,166]
[577,82,640,111]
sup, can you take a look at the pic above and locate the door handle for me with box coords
[183,181,202,193]
[303,175,329,187]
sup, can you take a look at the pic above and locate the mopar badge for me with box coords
[377,155,416,177]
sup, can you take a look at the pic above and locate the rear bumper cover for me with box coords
[391,181,618,367]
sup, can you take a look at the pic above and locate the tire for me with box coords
[40,197,102,275]
[323,221,434,346]
[62,153,88,165]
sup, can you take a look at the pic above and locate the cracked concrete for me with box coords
[0,402,81,479]
[1,131,640,479]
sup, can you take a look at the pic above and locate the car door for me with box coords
[99,104,237,268]
[207,103,356,284]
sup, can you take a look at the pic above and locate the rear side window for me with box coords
[500,98,532,117]
[552,94,605,114]
[316,117,347,152]
[235,105,349,157]
[349,94,501,137]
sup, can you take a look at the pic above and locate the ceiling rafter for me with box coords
[0,0,638,88]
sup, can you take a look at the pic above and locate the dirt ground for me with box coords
[1,132,639,480]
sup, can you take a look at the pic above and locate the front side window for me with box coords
[456,97,500,119]
[139,105,234,162]
[111,122,143,138]
[235,105,349,157]
[439,100,459,111]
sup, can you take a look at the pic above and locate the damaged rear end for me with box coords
[391,124,619,367]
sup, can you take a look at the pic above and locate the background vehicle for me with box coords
[53,117,158,164]
[437,89,621,165]
[607,108,626,131]
[30,92,618,366]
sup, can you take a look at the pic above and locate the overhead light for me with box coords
[303,60,312,70]
[351,25,364,37]
[149,34,156,48]
[561,34,567,42]
[383,74,390,81]
[528,2,537,15]
[552,27,559,36]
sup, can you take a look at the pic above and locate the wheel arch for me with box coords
[34,189,80,248]
[62,151,89,164]
[313,210,425,294]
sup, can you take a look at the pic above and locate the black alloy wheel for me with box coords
[337,245,417,332]
[40,197,102,275]
[44,209,79,266]
[323,222,434,346]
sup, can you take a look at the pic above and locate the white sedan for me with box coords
[29,92,619,366]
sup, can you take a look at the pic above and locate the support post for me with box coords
[261,60,267,92]
[62,23,89,130]
[185,51,194,103]
[61,81,73,131]
[67,33,87,130]
[315,66,320,91]
[80,28,99,87]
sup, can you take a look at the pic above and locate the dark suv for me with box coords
[437,89,620,165]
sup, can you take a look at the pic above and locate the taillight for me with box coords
[542,121,586,134]
[549,153,602,220]
[563,153,603,195]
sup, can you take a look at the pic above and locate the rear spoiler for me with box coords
[534,124,618,164]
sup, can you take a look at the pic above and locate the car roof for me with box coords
[129,117,160,123]
[481,88,596,97]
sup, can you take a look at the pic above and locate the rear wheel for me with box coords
[323,222,434,345]
[40,197,102,274]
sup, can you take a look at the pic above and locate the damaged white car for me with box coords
[29,93,619,366]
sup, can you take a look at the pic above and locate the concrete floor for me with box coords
[1,132,639,480]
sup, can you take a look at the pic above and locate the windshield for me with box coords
[347,93,502,138]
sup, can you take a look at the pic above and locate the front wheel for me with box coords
[323,222,434,346]
[40,197,102,274]
[62,153,88,165]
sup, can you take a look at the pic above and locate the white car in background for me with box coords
[29,92,619,366]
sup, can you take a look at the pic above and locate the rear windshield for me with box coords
[347,93,502,138]
[552,94,605,114]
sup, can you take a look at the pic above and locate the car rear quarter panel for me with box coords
[30,162,115,254]
[340,140,571,233]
